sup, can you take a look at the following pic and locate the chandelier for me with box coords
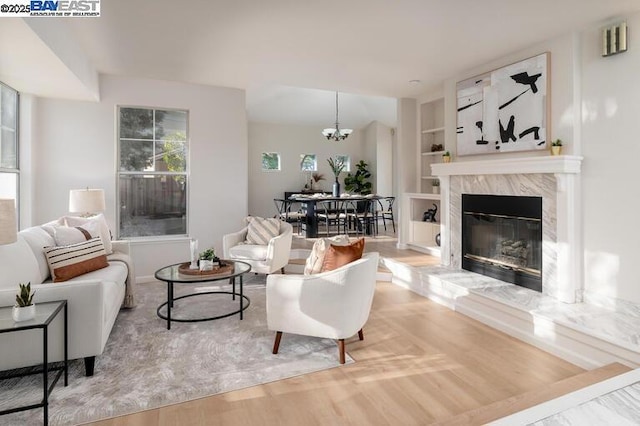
[322,92,353,141]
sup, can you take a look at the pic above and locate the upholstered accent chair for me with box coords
[266,252,379,363]
[223,220,293,275]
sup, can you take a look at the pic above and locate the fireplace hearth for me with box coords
[462,194,542,292]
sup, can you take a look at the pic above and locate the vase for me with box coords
[432,186,440,194]
[551,146,561,156]
[12,304,36,322]
[332,179,341,197]
[443,156,451,163]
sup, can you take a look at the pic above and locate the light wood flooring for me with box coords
[92,236,612,425]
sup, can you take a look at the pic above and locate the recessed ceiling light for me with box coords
[409,79,421,85]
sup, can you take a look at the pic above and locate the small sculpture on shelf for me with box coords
[550,139,562,156]
[431,143,443,152]
[422,204,438,223]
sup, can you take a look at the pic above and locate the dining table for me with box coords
[287,193,383,238]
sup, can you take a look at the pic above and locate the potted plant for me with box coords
[311,172,325,190]
[13,282,36,322]
[432,179,440,194]
[327,157,345,196]
[442,151,451,163]
[551,139,562,156]
[344,160,372,195]
[199,248,220,271]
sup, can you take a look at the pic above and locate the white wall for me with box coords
[362,120,394,196]
[581,12,640,304]
[31,74,248,279]
[248,122,365,219]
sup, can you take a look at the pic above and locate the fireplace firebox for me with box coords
[462,194,542,292]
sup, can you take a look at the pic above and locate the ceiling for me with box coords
[5,0,640,127]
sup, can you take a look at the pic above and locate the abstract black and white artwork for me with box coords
[456,53,549,156]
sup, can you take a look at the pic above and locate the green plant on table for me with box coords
[443,151,451,157]
[551,139,563,147]
[199,248,218,261]
[15,282,35,307]
[432,179,440,187]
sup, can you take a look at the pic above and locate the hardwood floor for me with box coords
[92,237,587,426]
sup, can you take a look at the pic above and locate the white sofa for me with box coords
[0,224,131,376]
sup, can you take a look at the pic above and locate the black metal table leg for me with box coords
[232,277,236,300]
[64,302,68,386]
[167,281,173,330]
[240,275,244,320]
[43,326,48,425]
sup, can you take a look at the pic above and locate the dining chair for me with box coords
[377,196,396,233]
[274,198,304,234]
[316,200,348,236]
[347,199,377,237]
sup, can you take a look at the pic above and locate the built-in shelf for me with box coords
[421,150,445,157]
[421,126,445,134]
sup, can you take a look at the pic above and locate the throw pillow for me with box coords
[46,222,102,246]
[63,213,113,255]
[245,216,280,245]
[44,237,108,282]
[320,238,365,273]
[304,235,351,275]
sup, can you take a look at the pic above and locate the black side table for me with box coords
[0,300,68,426]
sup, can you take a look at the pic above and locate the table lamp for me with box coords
[69,188,106,217]
[0,198,17,245]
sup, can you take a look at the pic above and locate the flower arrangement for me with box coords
[311,172,325,183]
[327,157,345,178]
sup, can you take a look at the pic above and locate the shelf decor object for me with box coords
[456,52,550,156]
[322,92,353,141]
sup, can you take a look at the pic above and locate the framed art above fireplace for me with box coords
[456,52,550,156]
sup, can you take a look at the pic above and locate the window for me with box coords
[118,107,188,238]
[0,82,18,220]
[300,154,317,172]
[261,152,281,171]
[336,155,351,172]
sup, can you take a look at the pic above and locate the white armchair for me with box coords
[266,252,379,364]
[223,221,293,275]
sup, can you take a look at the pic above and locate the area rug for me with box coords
[0,276,352,425]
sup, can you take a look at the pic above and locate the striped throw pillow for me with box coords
[245,217,280,245]
[44,237,108,282]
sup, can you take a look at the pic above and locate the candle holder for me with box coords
[189,238,199,269]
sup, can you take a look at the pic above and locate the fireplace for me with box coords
[462,194,542,292]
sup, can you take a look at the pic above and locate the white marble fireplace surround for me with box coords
[387,155,640,368]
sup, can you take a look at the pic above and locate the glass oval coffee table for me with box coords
[154,259,252,330]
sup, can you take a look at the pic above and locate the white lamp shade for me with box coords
[0,199,17,245]
[69,189,106,214]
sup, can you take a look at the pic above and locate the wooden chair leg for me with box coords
[281,267,285,274]
[358,328,364,341]
[273,331,283,354]
[338,339,345,364]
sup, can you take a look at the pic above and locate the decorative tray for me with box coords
[178,262,233,276]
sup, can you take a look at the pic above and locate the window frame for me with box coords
[0,81,19,227]
[299,154,317,172]
[116,105,190,240]
[336,155,351,172]
[261,152,281,172]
